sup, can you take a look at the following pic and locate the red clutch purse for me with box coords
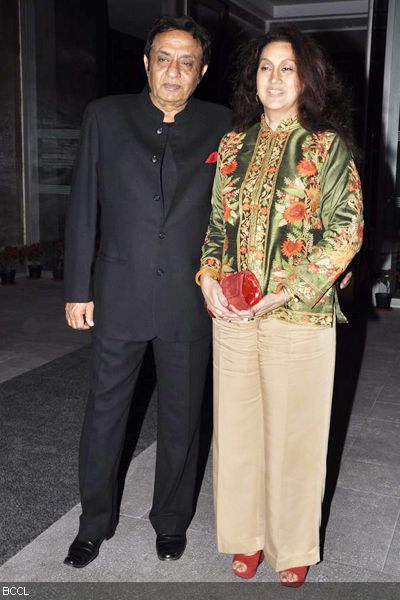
[220,270,262,310]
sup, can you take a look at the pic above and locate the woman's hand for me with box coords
[251,288,288,318]
[225,305,255,321]
[200,273,236,319]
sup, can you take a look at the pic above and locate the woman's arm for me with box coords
[196,138,238,318]
[197,144,226,280]
[284,135,364,307]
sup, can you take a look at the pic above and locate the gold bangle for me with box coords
[195,267,219,286]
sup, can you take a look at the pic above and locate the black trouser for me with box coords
[78,333,211,539]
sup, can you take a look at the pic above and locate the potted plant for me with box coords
[375,269,393,309]
[50,239,64,280]
[21,243,44,278]
[0,246,20,284]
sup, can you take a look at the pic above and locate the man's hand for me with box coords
[65,302,95,330]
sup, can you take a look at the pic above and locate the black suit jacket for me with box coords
[64,90,232,341]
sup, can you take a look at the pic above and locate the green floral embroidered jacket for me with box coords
[199,114,364,326]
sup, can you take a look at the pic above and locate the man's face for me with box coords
[144,29,207,113]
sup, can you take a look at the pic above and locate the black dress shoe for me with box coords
[156,533,187,561]
[64,536,104,568]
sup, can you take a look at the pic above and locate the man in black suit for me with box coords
[63,15,231,568]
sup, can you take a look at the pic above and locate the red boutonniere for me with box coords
[205,151,218,164]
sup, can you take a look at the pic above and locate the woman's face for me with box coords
[256,41,301,124]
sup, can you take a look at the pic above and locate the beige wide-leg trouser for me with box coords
[213,317,336,572]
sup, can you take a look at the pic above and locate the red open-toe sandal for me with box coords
[279,565,309,587]
[232,550,264,579]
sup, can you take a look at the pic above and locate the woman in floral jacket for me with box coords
[196,28,363,587]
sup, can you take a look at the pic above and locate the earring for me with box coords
[255,93,260,102]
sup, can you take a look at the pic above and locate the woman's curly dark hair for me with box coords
[232,27,355,151]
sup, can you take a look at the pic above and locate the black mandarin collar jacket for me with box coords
[64,89,232,341]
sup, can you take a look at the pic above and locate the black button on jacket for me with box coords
[64,90,232,341]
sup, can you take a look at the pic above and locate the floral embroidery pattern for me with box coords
[219,132,245,227]
[272,132,336,284]
[274,136,363,306]
[281,238,304,257]
[221,160,238,175]
[267,306,333,327]
[284,202,306,223]
[297,158,317,176]
[237,114,299,284]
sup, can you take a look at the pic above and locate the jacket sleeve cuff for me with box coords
[284,272,334,307]
[196,257,222,284]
